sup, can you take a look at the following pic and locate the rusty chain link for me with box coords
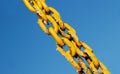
[23,0,110,74]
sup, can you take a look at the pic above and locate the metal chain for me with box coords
[23,0,110,74]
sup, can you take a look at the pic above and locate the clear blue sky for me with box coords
[0,0,120,74]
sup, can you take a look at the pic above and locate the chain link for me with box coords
[23,0,111,74]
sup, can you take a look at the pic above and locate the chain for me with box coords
[23,0,110,74]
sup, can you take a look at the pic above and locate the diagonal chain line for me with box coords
[23,0,111,74]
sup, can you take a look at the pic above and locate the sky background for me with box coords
[0,0,120,74]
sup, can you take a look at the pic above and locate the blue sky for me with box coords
[0,0,120,74]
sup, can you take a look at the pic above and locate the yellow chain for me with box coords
[23,0,111,74]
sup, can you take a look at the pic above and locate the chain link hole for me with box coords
[63,45,70,52]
